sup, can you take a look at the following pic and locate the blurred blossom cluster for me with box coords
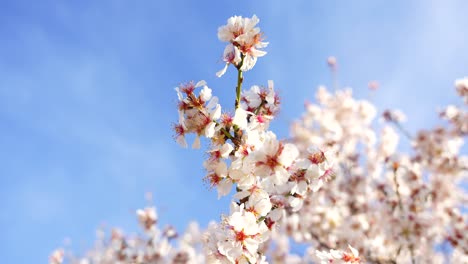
[52,15,467,264]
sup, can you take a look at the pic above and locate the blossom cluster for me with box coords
[52,206,206,264]
[216,15,268,77]
[288,74,468,262]
[173,15,335,263]
[52,15,467,264]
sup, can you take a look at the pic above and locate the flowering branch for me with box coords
[51,15,468,264]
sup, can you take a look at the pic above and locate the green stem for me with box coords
[213,120,234,140]
[235,55,245,109]
[221,127,234,140]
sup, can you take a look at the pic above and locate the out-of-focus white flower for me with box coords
[368,80,379,90]
[379,126,399,158]
[136,207,158,232]
[382,109,406,123]
[327,56,337,69]
[455,77,468,104]
[315,245,360,264]
[49,249,64,264]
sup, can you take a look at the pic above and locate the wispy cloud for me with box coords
[2,1,466,262]
[0,1,231,262]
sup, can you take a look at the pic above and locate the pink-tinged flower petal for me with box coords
[206,96,219,109]
[195,80,207,87]
[250,47,267,58]
[278,144,299,167]
[210,104,222,120]
[233,108,248,129]
[220,143,234,158]
[176,135,187,148]
[192,136,201,149]
[273,166,289,185]
[200,85,212,101]
[240,55,257,72]
[243,237,259,255]
[288,196,301,208]
[205,122,216,138]
[348,245,359,257]
[216,63,229,77]
[175,87,183,101]
[218,179,233,199]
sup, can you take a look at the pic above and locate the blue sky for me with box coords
[1,1,467,262]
